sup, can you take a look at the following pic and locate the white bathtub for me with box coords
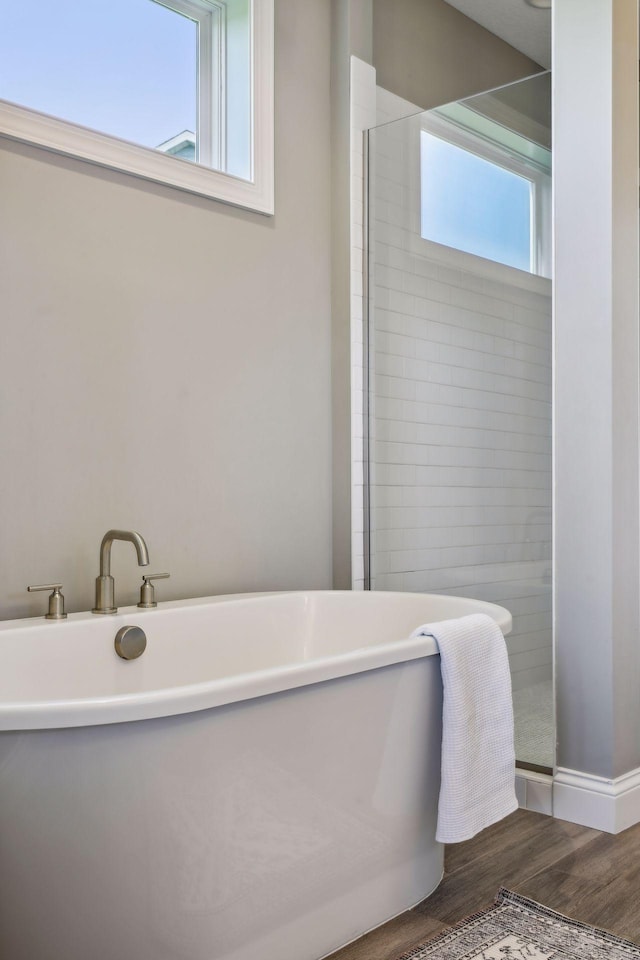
[0,590,511,960]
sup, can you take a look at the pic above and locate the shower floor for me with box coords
[513,679,554,770]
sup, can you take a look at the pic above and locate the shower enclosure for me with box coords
[365,73,553,771]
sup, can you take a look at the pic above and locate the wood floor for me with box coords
[327,809,640,960]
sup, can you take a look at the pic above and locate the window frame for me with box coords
[0,0,274,214]
[161,0,222,170]
[420,110,552,279]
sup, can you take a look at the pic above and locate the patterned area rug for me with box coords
[399,889,640,960]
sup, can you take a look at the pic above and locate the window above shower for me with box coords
[420,80,552,278]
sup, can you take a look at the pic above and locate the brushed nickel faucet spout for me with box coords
[99,529,149,577]
[93,529,150,615]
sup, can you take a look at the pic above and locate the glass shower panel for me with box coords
[367,73,552,771]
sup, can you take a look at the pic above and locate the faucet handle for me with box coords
[138,573,170,609]
[27,583,67,620]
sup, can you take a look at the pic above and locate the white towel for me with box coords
[410,613,517,843]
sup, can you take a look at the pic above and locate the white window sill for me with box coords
[409,233,553,294]
[0,99,273,214]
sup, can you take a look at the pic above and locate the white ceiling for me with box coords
[442,0,551,69]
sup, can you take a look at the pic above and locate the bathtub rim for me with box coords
[0,590,511,732]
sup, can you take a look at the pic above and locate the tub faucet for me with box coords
[92,529,150,615]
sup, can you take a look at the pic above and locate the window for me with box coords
[0,0,273,213]
[421,132,533,272]
[419,115,551,277]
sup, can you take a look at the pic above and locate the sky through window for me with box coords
[421,131,532,272]
[0,0,196,149]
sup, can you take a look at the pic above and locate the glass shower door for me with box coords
[366,73,553,771]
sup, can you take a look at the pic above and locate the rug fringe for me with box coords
[393,892,505,960]
[394,887,640,960]
[495,887,640,951]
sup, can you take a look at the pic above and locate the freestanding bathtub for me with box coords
[0,590,511,960]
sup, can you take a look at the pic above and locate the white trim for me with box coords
[535,175,552,279]
[472,92,551,154]
[553,766,640,833]
[248,0,272,204]
[156,0,220,167]
[0,0,273,214]
[198,2,216,168]
[424,111,550,178]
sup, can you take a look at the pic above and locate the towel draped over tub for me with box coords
[411,612,518,843]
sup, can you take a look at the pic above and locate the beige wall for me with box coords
[373,0,541,112]
[0,0,333,619]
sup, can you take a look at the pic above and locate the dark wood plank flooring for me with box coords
[327,809,640,960]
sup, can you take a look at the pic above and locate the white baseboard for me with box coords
[515,769,553,815]
[553,766,640,833]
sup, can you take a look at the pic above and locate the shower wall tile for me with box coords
[370,88,552,691]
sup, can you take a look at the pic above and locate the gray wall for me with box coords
[373,0,541,112]
[0,0,333,619]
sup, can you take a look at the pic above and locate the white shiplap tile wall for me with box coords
[369,89,552,692]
